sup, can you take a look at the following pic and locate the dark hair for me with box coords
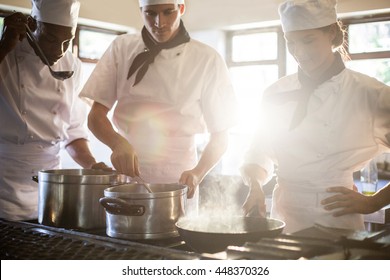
[319,20,350,61]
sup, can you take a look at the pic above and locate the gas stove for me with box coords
[1,219,389,260]
[0,219,201,260]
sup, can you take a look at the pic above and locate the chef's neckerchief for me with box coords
[127,20,190,86]
[264,52,345,130]
[289,52,345,130]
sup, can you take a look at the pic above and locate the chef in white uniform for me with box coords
[80,0,237,216]
[0,0,107,221]
[240,0,390,233]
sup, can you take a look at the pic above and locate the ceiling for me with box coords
[1,0,390,32]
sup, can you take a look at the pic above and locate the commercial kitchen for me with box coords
[1,0,390,261]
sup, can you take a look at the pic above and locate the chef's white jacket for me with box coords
[80,34,237,215]
[0,39,88,220]
[245,68,390,233]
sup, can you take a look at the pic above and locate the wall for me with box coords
[1,0,390,32]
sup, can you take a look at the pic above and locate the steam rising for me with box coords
[179,175,247,233]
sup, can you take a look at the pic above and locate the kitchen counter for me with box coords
[1,219,390,260]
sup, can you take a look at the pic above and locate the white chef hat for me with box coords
[279,0,337,32]
[31,0,80,28]
[138,0,185,7]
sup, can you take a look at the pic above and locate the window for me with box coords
[348,21,390,54]
[231,32,278,62]
[222,28,285,174]
[226,28,285,134]
[346,19,390,85]
[347,58,390,85]
[0,17,4,36]
[78,28,119,61]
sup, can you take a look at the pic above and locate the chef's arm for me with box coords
[179,129,229,198]
[323,182,390,216]
[371,183,390,211]
[240,164,268,188]
[240,164,268,216]
[0,13,27,64]
[65,138,109,169]
[87,102,140,176]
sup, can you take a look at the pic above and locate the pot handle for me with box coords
[32,175,38,183]
[99,197,145,216]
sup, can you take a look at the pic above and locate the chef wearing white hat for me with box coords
[0,0,108,221]
[81,0,237,217]
[138,0,185,6]
[279,0,337,32]
[31,0,80,28]
[241,0,390,233]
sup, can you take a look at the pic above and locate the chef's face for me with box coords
[32,21,75,66]
[141,4,184,43]
[284,28,335,77]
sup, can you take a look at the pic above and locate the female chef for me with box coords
[240,0,390,233]
[80,0,236,215]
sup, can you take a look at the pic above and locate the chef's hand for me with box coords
[90,162,112,171]
[240,164,267,217]
[242,182,266,217]
[110,141,140,177]
[179,170,201,199]
[0,13,27,55]
[321,185,377,216]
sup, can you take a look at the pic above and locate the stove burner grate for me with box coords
[0,220,201,260]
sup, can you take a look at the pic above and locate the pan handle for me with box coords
[99,197,145,216]
[32,175,39,183]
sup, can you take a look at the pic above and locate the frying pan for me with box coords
[176,216,285,253]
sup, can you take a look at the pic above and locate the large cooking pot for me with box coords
[176,216,285,253]
[100,183,187,240]
[37,169,127,229]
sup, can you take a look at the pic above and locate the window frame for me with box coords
[342,13,390,61]
[73,25,125,64]
[226,26,286,78]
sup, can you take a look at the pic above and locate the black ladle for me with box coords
[25,24,74,81]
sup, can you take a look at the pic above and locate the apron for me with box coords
[0,143,60,221]
[271,176,365,233]
[265,84,366,233]
[131,134,199,217]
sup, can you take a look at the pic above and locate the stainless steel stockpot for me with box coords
[100,183,187,239]
[37,169,127,229]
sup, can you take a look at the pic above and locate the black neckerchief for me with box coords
[289,52,345,130]
[264,52,345,130]
[127,20,190,86]
[298,52,345,92]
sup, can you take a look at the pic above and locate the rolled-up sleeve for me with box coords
[201,52,237,133]
[63,97,89,147]
[64,61,89,146]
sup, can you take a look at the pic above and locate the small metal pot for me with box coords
[37,169,127,230]
[100,183,187,239]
